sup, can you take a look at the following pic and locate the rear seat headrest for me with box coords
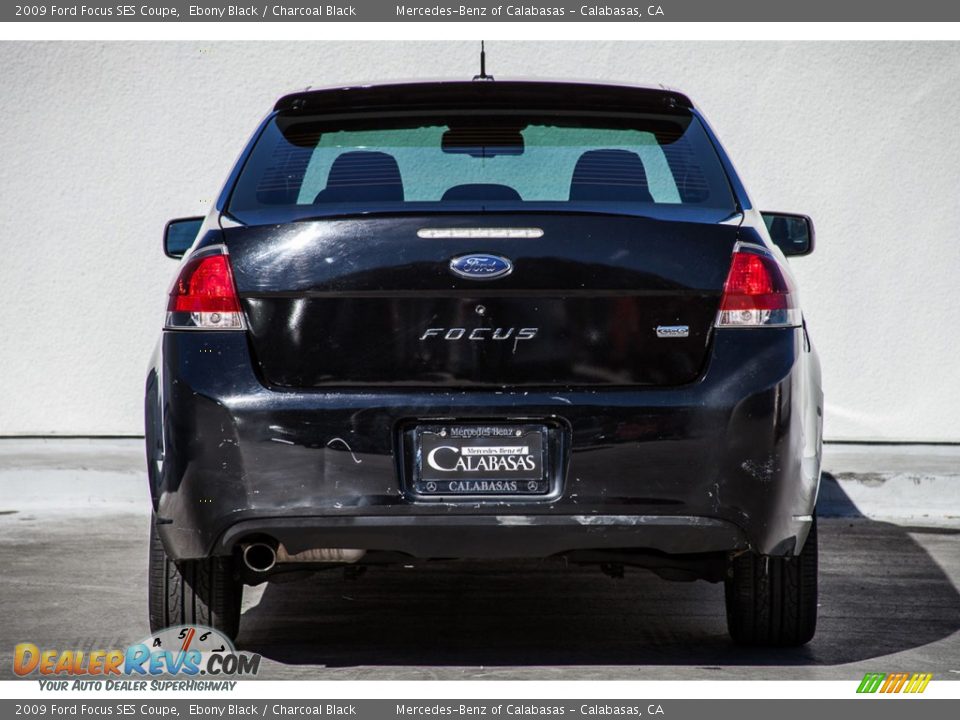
[569,149,653,203]
[314,151,404,203]
[441,184,522,202]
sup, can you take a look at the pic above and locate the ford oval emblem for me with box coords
[449,254,513,281]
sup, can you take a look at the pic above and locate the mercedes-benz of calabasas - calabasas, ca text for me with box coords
[146,78,823,647]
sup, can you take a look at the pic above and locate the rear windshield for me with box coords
[227,111,737,223]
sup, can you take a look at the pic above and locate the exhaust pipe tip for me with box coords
[242,542,277,573]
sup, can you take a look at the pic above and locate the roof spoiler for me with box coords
[274,80,695,114]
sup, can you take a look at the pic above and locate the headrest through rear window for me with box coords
[441,184,522,202]
[314,151,404,203]
[569,149,653,203]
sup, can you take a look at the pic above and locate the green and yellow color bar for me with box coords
[857,672,933,694]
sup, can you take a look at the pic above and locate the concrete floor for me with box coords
[1,439,959,680]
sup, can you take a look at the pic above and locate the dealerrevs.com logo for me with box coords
[14,626,260,690]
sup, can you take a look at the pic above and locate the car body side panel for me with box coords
[692,107,753,213]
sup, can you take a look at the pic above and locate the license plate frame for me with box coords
[413,423,550,497]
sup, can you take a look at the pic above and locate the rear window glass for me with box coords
[228,111,736,222]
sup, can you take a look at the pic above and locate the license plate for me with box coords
[414,424,548,496]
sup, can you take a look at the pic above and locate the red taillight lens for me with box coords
[165,249,244,330]
[716,248,800,328]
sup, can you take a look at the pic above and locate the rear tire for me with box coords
[724,516,818,646]
[148,516,242,641]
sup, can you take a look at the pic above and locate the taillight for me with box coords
[165,247,245,330]
[715,245,801,328]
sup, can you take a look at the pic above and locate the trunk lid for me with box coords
[223,213,738,388]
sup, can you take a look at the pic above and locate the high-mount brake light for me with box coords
[165,247,245,330]
[715,245,801,328]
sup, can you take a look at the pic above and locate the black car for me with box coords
[146,79,823,647]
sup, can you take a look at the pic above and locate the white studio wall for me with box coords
[1,41,958,440]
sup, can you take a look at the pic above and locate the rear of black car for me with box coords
[145,81,823,647]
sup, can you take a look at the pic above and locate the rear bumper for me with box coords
[216,514,748,559]
[146,326,822,562]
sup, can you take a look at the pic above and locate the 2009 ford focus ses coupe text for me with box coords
[146,79,823,647]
